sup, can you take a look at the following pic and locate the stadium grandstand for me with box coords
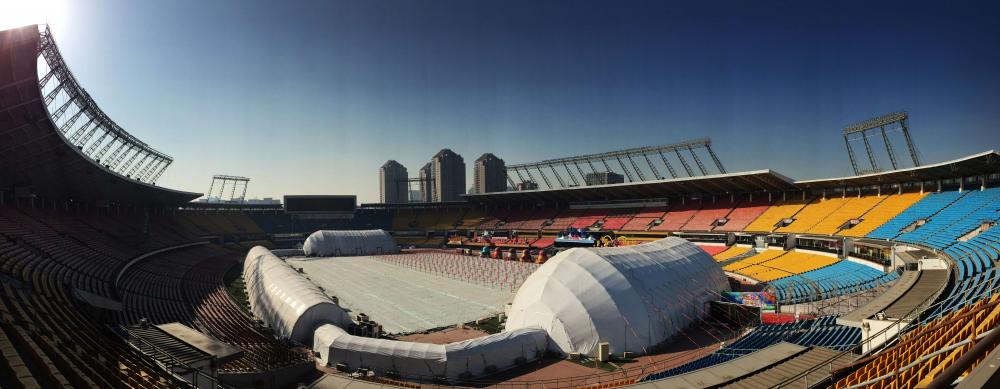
[2,22,1000,389]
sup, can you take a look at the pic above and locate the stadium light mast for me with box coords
[206,175,250,204]
[843,112,921,175]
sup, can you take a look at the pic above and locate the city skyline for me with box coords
[3,0,1000,203]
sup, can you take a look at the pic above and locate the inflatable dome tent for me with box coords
[302,229,398,257]
[504,237,729,356]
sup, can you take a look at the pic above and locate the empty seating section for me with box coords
[714,198,771,232]
[924,269,1000,321]
[944,224,1000,279]
[503,209,553,230]
[838,192,927,237]
[390,209,420,230]
[496,209,531,230]
[867,190,966,240]
[651,202,700,231]
[806,195,885,235]
[530,237,556,248]
[723,250,786,272]
[476,209,508,229]
[429,208,464,230]
[0,205,315,385]
[712,246,753,262]
[776,197,850,233]
[570,209,608,229]
[770,261,898,304]
[0,282,179,387]
[455,208,487,229]
[835,294,1000,388]
[116,245,313,372]
[545,209,581,230]
[697,245,728,256]
[620,206,667,231]
[897,188,1000,250]
[642,316,859,381]
[597,208,638,230]
[744,198,809,232]
[682,199,736,231]
[725,250,840,282]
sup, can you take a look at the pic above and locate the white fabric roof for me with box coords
[303,229,398,257]
[243,246,351,344]
[504,237,729,356]
[314,324,547,380]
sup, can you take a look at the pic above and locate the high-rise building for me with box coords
[431,149,466,202]
[419,162,434,203]
[585,171,625,186]
[379,160,408,203]
[473,153,506,194]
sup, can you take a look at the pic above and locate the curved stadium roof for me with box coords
[0,25,199,206]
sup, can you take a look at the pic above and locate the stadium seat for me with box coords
[837,192,927,237]
[775,196,852,234]
[743,198,810,232]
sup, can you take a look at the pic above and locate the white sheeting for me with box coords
[303,229,398,257]
[243,246,351,344]
[287,256,513,334]
[504,237,729,356]
[314,324,548,380]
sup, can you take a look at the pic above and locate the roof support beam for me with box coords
[627,155,646,181]
[535,166,553,188]
[674,149,695,177]
[688,146,709,175]
[615,156,635,182]
[643,153,663,180]
[562,162,580,186]
[658,151,678,178]
[706,144,726,174]
[548,164,567,188]
[880,125,899,170]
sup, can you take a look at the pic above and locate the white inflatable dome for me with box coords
[302,229,398,257]
[504,237,729,356]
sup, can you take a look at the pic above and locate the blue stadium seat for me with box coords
[640,316,856,381]
[770,261,898,304]
[867,191,966,240]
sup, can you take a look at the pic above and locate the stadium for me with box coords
[2,17,1000,389]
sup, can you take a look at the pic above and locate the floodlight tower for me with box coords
[206,175,250,203]
[843,112,922,175]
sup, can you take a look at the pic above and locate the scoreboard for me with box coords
[283,195,356,214]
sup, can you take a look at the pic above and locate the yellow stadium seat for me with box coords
[744,198,810,232]
[775,196,850,233]
[713,246,752,262]
[838,192,928,237]
[807,195,886,235]
[835,294,1000,389]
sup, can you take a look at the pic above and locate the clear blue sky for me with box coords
[8,0,1000,202]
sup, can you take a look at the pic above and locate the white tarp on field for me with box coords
[287,255,513,334]
[314,324,547,380]
[302,229,398,257]
[243,246,351,344]
[504,237,729,356]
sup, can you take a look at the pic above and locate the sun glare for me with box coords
[0,0,61,31]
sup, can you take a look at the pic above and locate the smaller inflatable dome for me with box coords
[303,229,398,257]
[504,237,729,356]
